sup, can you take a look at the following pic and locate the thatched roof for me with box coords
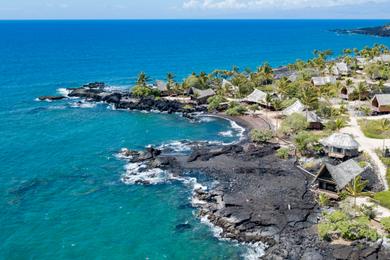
[282,100,305,116]
[304,111,322,123]
[321,133,359,150]
[312,76,337,86]
[374,54,390,63]
[244,89,267,104]
[155,80,168,91]
[324,159,364,190]
[356,57,368,66]
[190,87,216,99]
[332,62,349,75]
[372,94,390,106]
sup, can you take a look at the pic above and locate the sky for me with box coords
[0,0,390,19]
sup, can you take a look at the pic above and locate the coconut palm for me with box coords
[166,72,175,92]
[345,176,369,207]
[300,85,318,110]
[136,72,150,87]
[355,82,368,101]
[334,118,347,131]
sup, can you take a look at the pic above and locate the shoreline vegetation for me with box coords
[40,44,390,259]
[333,24,390,38]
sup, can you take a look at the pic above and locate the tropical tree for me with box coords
[345,176,369,206]
[166,72,175,91]
[136,72,150,87]
[355,82,368,101]
[300,84,319,110]
[334,118,347,131]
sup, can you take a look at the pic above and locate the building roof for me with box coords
[155,80,168,92]
[312,76,337,86]
[304,111,322,123]
[244,89,267,104]
[321,133,359,150]
[325,159,365,190]
[282,100,305,116]
[374,54,390,63]
[332,62,349,75]
[190,87,216,99]
[356,57,368,65]
[372,94,390,106]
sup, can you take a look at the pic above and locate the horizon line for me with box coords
[0,18,390,21]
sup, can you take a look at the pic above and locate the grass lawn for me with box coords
[373,191,390,209]
[376,149,390,185]
[358,119,390,139]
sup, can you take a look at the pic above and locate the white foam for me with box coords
[70,101,97,109]
[157,141,192,153]
[57,88,71,97]
[198,116,216,123]
[218,130,234,137]
[121,162,172,185]
[242,242,266,260]
[47,105,66,110]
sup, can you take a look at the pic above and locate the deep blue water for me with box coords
[1,20,390,259]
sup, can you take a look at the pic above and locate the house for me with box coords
[340,85,369,100]
[304,111,324,130]
[222,79,239,93]
[332,62,350,77]
[282,100,305,116]
[188,87,216,104]
[244,89,267,106]
[321,133,359,159]
[311,76,337,87]
[314,159,365,193]
[356,57,368,68]
[373,54,390,63]
[372,94,390,113]
[153,80,169,96]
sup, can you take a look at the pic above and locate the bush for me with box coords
[374,191,390,209]
[318,210,379,242]
[207,95,226,112]
[293,131,320,156]
[250,129,273,143]
[280,113,309,135]
[131,85,160,97]
[317,193,330,207]
[360,204,377,220]
[226,104,247,116]
[381,217,390,233]
[276,147,290,159]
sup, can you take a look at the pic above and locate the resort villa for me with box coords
[311,76,337,87]
[244,89,267,106]
[188,87,216,104]
[321,133,359,159]
[372,94,390,113]
[332,62,350,77]
[314,159,365,193]
[282,100,323,129]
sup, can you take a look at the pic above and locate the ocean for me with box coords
[1,20,390,259]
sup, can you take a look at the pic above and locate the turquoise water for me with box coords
[2,20,390,259]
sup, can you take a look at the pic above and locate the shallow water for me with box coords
[1,20,390,259]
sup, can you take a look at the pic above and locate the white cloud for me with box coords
[182,0,389,10]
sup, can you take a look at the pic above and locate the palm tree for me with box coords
[166,72,175,92]
[345,176,369,207]
[334,118,347,131]
[300,85,318,110]
[355,82,368,101]
[137,72,150,87]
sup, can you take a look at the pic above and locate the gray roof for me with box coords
[190,87,216,99]
[325,159,364,190]
[304,111,322,123]
[374,54,390,63]
[282,100,305,116]
[321,133,359,150]
[245,89,267,104]
[373,94,390,106]
[155,80,168,91]
[312,76,337,86]
[332,62,349,75]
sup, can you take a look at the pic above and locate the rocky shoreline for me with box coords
[332,25,390,37]
[41,83,390,259]
[119,141,390,259]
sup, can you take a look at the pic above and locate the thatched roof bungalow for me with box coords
[372,94,390,113]
[282,100,305,116]
[373,54,390,64]
[356,57,368,68]
[321,133,359,159]
[244,89,267,105]
[311,76,337,87]
[314,159,365,193]
[332,62,350,77]
[304,111,324,130]
[188,87,216,104]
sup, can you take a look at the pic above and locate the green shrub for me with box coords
[250,129,273,143]
[381,217,390,233]
[207,95,226,112]
[276,147,290,159]
[317,193,330,207]
[318,210,378,241]
[280,113,309,135]
[358,161,368,168]
[360,204,377,220]
[374,191,390,209]
[226,105,247,116]
[131,85,160,97]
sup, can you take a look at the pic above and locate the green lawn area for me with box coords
[374,191,390,209]
[358,119,390,139]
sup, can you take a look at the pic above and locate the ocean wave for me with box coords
[47,105,67,110]
[70,101,97,109]
[121,162,173,185]
[57,88,71,97]
[218,130,234,137]
[156,141,193,153]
